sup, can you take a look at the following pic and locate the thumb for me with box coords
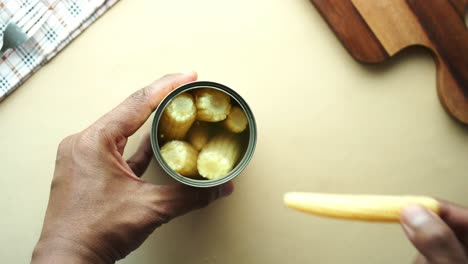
[145,182,234,224]
[94,72,197,139]
[400,205,468,264]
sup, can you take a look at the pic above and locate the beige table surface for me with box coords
[1,0,468,263]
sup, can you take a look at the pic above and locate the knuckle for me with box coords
[81,125,117,152]
[122,87,152,120]
[73,132,100,155]
[89,124,112,143]
[56,135,75,158]
[146,186,175,225]
[152,205,173,225]
[129,87,151,106]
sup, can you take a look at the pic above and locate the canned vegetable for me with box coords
[150,81,257,187]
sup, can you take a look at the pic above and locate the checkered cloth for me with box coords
[0,0,119,101]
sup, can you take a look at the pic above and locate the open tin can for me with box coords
[150,81,257,187]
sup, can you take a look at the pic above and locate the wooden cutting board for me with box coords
[310,0,468,125]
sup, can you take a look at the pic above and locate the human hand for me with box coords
[401,201,468,263]
[31,73,234,264]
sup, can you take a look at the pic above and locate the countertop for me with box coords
[1,0,467,263]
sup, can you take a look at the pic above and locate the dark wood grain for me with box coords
[309,0,468,124]
[448,0,468,17]
[407,0,468,96]
[310,0,388,63]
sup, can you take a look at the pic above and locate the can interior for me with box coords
[150,82,257,188]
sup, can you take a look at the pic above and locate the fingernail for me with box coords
[402,205,431,229]
[219,183,234,197]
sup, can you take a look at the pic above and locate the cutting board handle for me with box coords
[407,0,468,123]
[310,0,468,124]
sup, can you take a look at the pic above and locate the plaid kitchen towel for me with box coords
[0,0,119,101]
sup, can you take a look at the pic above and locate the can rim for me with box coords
[150,81,257,188]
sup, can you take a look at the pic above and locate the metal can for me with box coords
[150,81,257,187]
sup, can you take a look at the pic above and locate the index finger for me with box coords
[93,72,197,138]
